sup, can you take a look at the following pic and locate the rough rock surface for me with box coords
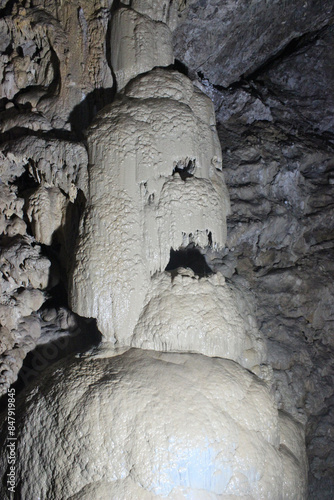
[131,270,266,372]
[0,129,89,393]
[171,5,334,495]
[173,0,334,87]
[0,0,114,130]
[70,69,230,343]
[1,136,88,195]
[0,348,307,500]
[0,206,50,394]
[110,8,173,90]
[0,0,333,498]
[210,117,334,497]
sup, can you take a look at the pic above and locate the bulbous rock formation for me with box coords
[131,270,266,371]
[0,349,307,500]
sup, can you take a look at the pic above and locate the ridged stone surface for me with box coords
[70,69,230,342]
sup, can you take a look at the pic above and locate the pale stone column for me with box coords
[0,3,308,499]
[69,5,308,496]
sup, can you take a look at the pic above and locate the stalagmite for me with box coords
[0,2,309,499]
[130,270,267,371]
[70,67,230,343]
[0,349,307,499]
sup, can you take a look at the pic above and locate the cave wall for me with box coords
[174,3,334,496]
[0,0,333,498]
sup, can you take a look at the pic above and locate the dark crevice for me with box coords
[12,165,40,192]
[69,87,115,139]
[0,126,82,145]
[0,97,9,112]
[242,24,331,83]
[207,231,213,246]
[165,246,213,277]
[174,59,189,76]
[41,281,70,309]
[112,0,122,11]
[44,45,61,97]
[2,43,13,56]
[0,0,18,17]
[106,3,118,95]
[172,158,196,180]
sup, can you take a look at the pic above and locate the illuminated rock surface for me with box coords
[110,8,173,90]
[131,270,266,371]
[0,0,332,497]
[0,349,307,500]
[70,69,230,342]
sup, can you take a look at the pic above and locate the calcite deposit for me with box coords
[110,8,173,90]
[0,349,307,500]
[0,131,88,394]
[1,0,333,498]
[0,0,113,129]
[70,68,229,343]
[131,270,266,372]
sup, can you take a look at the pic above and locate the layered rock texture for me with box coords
[0,0,333,498]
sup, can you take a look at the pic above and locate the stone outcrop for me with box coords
[173,0,334,87]
[70,68,229,343]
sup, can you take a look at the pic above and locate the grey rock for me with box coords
[173,0,334,87]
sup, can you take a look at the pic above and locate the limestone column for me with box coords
[0,3,308,499]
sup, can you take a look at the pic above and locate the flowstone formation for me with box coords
[0,2,308,499]
[70,67,230,345]
[2,350,307,499]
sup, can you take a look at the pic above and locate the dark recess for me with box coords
[172,158,195,180]
[69,87,115,139]
[173,59,189,76]
[0,316,102,414]
[165,246,213,277]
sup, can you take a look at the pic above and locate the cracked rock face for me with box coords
[173,0,334,87]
